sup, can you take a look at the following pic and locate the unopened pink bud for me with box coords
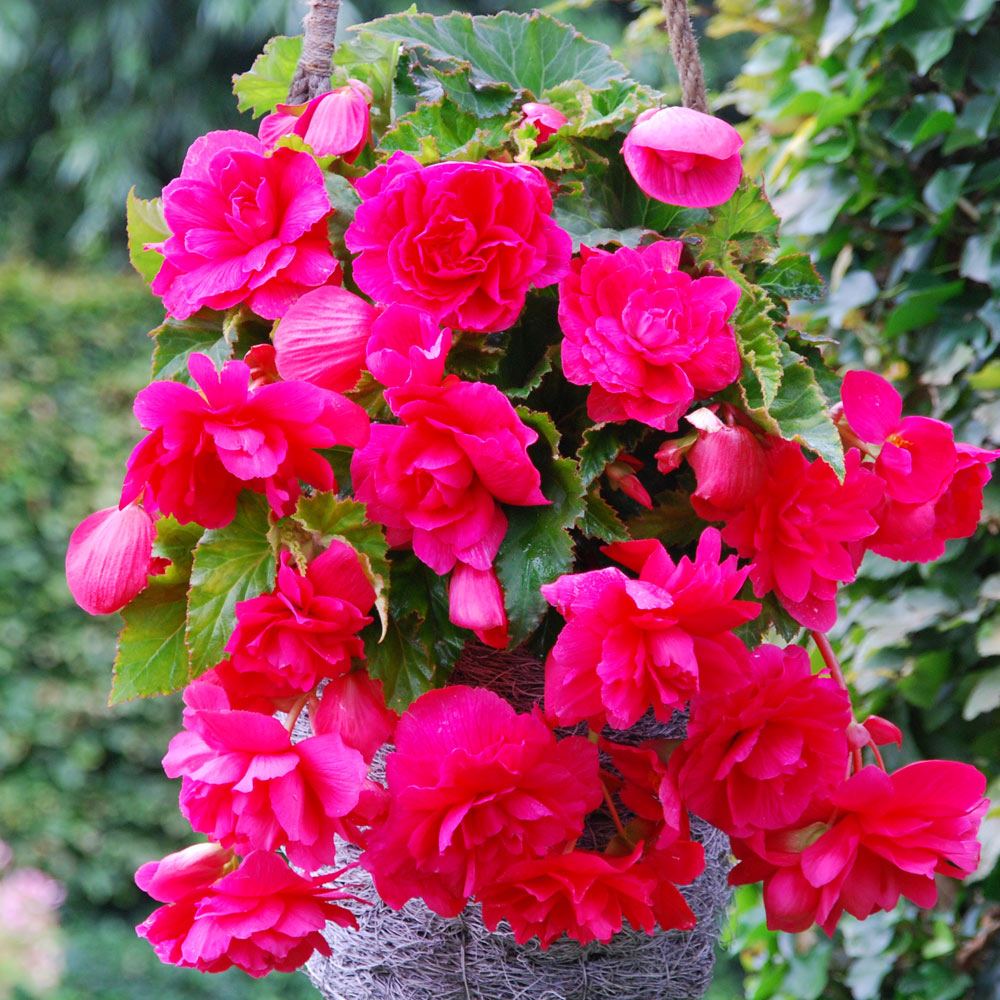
[449,563,509,649]
[135,842,232,904]
[521,101,569,143]
[689,423,767,514]
[606,455,653,509]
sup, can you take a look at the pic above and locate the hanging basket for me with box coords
[300,645,732,1000]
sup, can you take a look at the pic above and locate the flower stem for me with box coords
[810,630,849,691]
[600,777,633,846]
[285,692,311,734]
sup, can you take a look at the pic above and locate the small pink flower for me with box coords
[150,131,339,320]
[65,503,164,615]
[136,850,358,978]
[163,681,369,870]
[542,528,759,729]
[558,241,741,431]
[731,761,988,934]
[606,453,653,509]
[622,106,743,208]
[365,304,452,403]
[121,353,369,528]
[272,285,378,392]
[313,671,398,764]
[135,843,233,904]
[259,80,373,161]
[217,544,376,708]
[346,153,572,333]
[362,686,602,917]
[520,101,569,143]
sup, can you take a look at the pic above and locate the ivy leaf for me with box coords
[292,493,390,637]
[186,494,277,675]
[125,188,168,284]
[110,518,202,704]
[233,35,303,117]
[379,99,510,163]
[363,11,630,99]
[496,409,585,645]
[741,343,845,478]
[758,251,824,301]
[150,315,231,384]
[580,489,630,543]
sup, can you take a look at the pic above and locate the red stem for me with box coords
[600,778,633,846]
[810,630,849,691]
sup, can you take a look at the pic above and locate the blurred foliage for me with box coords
[700,0,1000,997]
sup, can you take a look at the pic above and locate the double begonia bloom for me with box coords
[558,241,741,431]
[345,152,572,333]
[121,353,369,528]
[272,285,378,392]
[215,544,375,709]
[136,850,357,978]
[313,670,398,764]
[150,131,339,320]
[541,528,759,730]
[622,106,743,208]
[163,681,369,871]
[365,304,452,405]
[520,101,569,143]
[695,440,883,632]
[65,503,164,615]
[258,81,373,161]
[479,842,702,948]
[362,686,602,917]
[670,644,852,837]
[730,761,988,934]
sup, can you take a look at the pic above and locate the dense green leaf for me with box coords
[333,30,400,128]
[626,490,702,547]
[379,99,510,162]
[692,179,780,261]
[125,188,167,285]
[544,78,659,140]
[579,423,626,486]
[731,285,785,409]
[424,65,517,119]
[580,489,630,543]
[496,409,584,645]
[757,252,824,301]
[152,518,204,576]
[150,315,231,385]
[186,494,276,675]
[232,35,303,116]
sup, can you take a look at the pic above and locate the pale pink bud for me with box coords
[134,842,233,904]
[520,101,569,143]
[863,715,903,747]
[449,563,509,649]
[313,671,399,763]
[688,410,767,514]
[655,432,697,474]
[622,106,743,209]
[65,504,157,615]
[606,453,653,509]
[272,285,378,392]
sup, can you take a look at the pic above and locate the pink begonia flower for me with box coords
[345,153,572,333]
[121,353,369,528]
[272,285,378,392]
[730,761,988,934]
[163,680,369,871]
[622,106,743,208]
[558,241,741,431]
[541,528,759,730]
[694,439,884,632]
[313,671,398,764]
[136,850,358,978]
[65,503,165,614]
[259,80,373,161]
[479,841,702,948]
[214,544,375,710]
[362,686,602,917]
[841,370,958,504]
[670,644,851,838]
[150,131,339,320]
[520,101,569,143]
[365,304,452,404]
[135,843,233,905]
[351,377,547,645]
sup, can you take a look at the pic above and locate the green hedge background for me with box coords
[0,1,996,997]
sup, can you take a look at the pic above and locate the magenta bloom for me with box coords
[345,153,572,333]
[697,440,884,632]
[272,285,378,392]
[313,670,398,764]
[365,304,452,403]
[163,681,368,871]
[541,528,759,730]
[259,81,372,161]
[479,842,701,948]
[150,131,339,320]
[558,241,741,431]
[520,101,569,143]
[671,644,851,837]
[137,850,357,978]
[65,503,164,614]
[121,353,369,528]
[362,686,602,917]
[731,761,988,934]
[135,843,233,907]
[622,107,743,208]
[218,544,376,708]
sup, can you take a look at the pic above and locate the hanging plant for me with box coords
[66,0,994,994]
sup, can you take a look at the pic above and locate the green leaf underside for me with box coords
[150,316,231,385]
[125,188,168,284]
[186,494,277,676]
[233,35,303,117]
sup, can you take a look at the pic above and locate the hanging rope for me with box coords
[287,0,341,105]
[661,0,709,113]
